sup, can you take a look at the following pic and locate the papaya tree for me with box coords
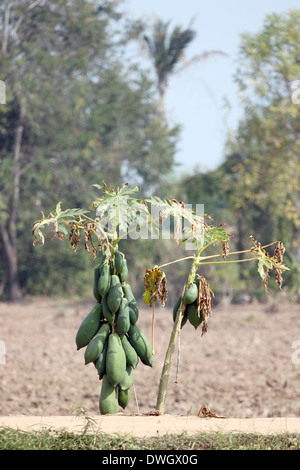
[32,182,289,415]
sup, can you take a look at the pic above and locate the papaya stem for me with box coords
[156,251,201,414]
[152,303,155,355]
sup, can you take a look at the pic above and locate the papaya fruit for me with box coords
[116,298,130,337]
[75,302,102,351]
[98,263,111,298]
[102,294,115,324]
[172,295,182,322]
[114,250,123,274]
[128,298,139,323]
[172,295,188,328]
[183,283,198,304]
[84,322,110,365]
[93,266,101,302]
[107,274,123,315]
[94,340,108,379]
[181,309,188,327]
[118,387,131,409]
[121,335,138,369]
[106,332,127,387]
[129,306,137,325]
[118,365,133,391]
[128,324,153,367]
[119,259,128,283]
[187,302,202,329]
[122,283,134,303]
[99,374,119,415]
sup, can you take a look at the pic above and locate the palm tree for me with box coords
[142,17,228,112]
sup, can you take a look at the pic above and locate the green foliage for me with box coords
[0,1,180,300]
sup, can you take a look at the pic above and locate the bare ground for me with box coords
[0,294,300,422]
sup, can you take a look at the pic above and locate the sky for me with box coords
[124,0,300,174]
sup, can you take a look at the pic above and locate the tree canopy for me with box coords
[0,0,179,300]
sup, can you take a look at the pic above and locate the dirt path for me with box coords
[1,414,300,437]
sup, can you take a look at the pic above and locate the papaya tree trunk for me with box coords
[156,253,200,414]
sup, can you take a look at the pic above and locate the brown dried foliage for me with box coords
[195,275,214,336]
[144,268,168,308]
[274,241,286,290]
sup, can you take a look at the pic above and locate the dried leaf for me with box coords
[221,241,230,260]
[143,267,168,308]
[194,275,214,336]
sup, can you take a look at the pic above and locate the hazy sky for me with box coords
[125,0,300,174]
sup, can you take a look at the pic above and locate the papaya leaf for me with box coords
[91,183,153,240]
[250,237,289,290]
[32,204,89,246]
[146,196,205,247]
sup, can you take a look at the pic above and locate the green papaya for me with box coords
[107,275,123,315]
[172,295,182,322]
[94,340,108,379]
[102,295,115,324]
[119,259,128,283]
[118,365,133,391]
[98,263,111,298]
[99,374,119,415]
[129,306,137,325]
[187,302,202,329]
[183,283,198,304]
[106,332,127,387]
[75,303,102,351]
[172,295,188,327]
[116,298,130,337]
[93,265,101,302]
[121,335,138,369]
[128,324,153,367]
[84,322,110,365]
[114,250,123,274]
[118,387,131,409]
[128,298,139,323]
[122,283,134,303]
[181,309,188,327]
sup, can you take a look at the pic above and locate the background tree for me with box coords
[180,10,300,299]
[0,0,180,301]
[141,17,227,112]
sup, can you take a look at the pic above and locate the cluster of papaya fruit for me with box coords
[173,276,204,329]
[75,249,153,415]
